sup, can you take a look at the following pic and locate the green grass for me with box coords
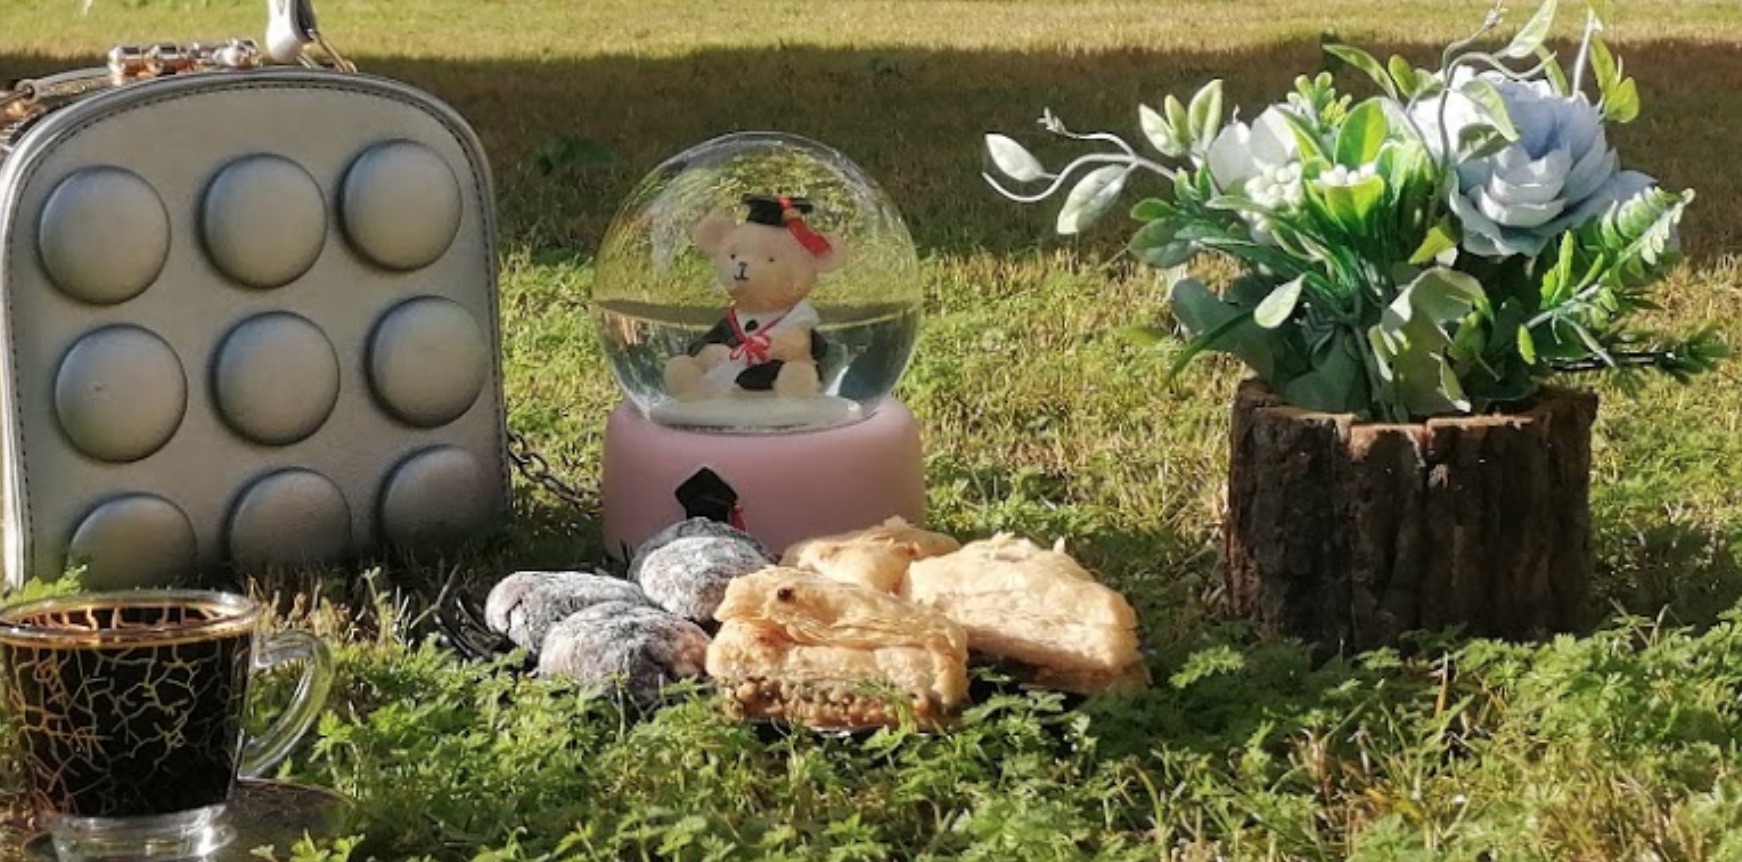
[5,0,1742,858]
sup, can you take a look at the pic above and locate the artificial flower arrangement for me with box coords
[983,0,1724,422]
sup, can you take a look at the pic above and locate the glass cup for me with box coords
[0,589,333,861]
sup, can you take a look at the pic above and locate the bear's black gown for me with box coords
[687,317,828,390]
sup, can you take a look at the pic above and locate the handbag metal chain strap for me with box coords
[2,41,265,128]
[506,430,597,512]
[2,0,354,140]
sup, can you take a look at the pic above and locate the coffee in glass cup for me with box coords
[0,589,332,860]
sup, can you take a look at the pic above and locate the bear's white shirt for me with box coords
[701,300,821,391]
[734,301,819,336]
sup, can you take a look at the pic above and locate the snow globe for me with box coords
[592,132,926,559]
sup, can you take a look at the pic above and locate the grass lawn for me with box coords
[4,0,1742,859]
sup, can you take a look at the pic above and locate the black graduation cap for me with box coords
[742,194,813,227]
[675,468,741,524]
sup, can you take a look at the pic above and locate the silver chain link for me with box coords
[506,428,595,512]
[2,40,267,127]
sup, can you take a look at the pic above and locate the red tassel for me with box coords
[778,195,833,257]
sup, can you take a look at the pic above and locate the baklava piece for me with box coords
[901,534,1148,695]
[780,517,961,593]
[706,567,969,729]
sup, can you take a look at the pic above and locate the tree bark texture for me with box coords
[1224,379,1598,651]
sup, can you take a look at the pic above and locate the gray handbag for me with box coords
[0,3,510,589]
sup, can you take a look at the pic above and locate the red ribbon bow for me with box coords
[727,308,781,364]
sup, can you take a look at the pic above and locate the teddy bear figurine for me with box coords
[663,194,847,402]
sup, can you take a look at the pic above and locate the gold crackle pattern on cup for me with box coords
[0,595,255,819]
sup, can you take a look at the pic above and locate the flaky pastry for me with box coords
[901,534,1148,694]
[780,517,962,593]
[707,567,969,728]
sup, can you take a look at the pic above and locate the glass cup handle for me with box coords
[238,629,334,779]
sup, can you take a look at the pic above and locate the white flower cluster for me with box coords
[1313,163,1377,189]
[1250,164,1306,209]
[1203,107,1299,193]
[1201,107,1305,243]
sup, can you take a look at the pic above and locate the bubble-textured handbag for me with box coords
[0,1,509,588]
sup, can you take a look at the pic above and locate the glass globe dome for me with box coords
[592,132,921,433]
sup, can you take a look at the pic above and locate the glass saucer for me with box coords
[8,779,353,861]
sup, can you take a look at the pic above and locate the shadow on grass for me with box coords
[1597,520,1742,628]
[5,38,1739,261]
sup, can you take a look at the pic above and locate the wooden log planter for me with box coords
[1223,379,1600,652]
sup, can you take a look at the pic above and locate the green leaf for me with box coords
[1502,0,1559,59]
[1130,197,1173,222]
[1517,325,1539,364]
[1128,218,1180,252]
[1535,46,1571,95]
[1279,332,1368,414]
[1368,326,1399,375]
[1334,98,1389,166]
[1139,104,1185,157]
[1387,55,1420,97]
[1164,95,1190,142]
[1317,175,1386,231]
[1435,353,1473,412]
[1253,276,1306,329]
[1322,44,1397,98]
[1138,239,1196,268]
[1167,307,1252,381]
[1450,309,1488,363]
[984,134,1046,182]
[1480,298,1533,374]
[1540,231,1580,305]
[1378,139,1434,206]
[1055,165,1128,234]
[1168,277,1290,383]
[1397,268,1485,326]
[1534,321,1595,361]
[1582,186,1694,288]
[1409,219,1460,265]
[1369,267,1487,416]
[1588,36,1640,123]
[1569,319,1615,367]
[1589,34,1619,95]
[1224,273,1276,308]
[1459,78,1520,141]
[1187,80,1225,150]
[1603,77,1640,123]
[1271,108,1330,162]
[1655,326,1730,382]
[1457,124,1513,162]
[1205,194,1270,216]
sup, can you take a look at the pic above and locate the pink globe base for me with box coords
[601,399,927,561]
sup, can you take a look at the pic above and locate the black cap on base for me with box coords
[675,468,741,524]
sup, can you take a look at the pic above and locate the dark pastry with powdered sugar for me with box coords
[634,536,772,624]
[627,517,774,583]
[537,601,712,704]
[484,570,650,652]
